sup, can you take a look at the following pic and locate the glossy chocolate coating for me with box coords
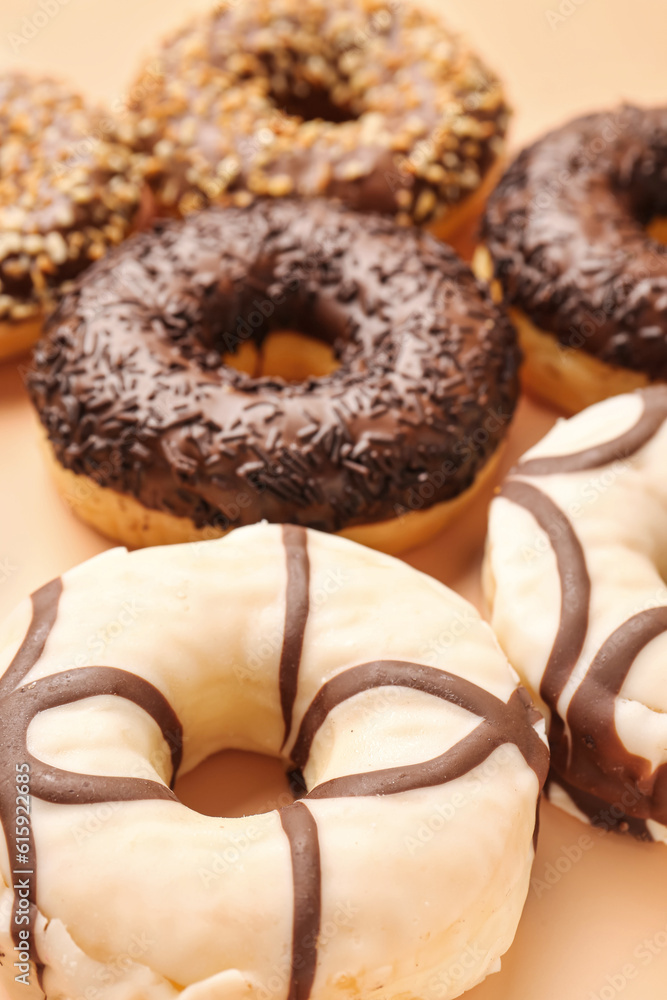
[29,199,519,534]
[482,106,667,377]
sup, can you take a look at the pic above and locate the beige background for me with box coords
[1,1,667,998]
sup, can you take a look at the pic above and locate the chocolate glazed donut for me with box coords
[28,199,519,550]
[478,105,667,412]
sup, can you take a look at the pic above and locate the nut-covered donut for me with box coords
[120,0,509,242]
[0,72,146,360]
[0,524,547,1000]
[484,387,667,841]
[476,105,667,413]
[28,199,520,553]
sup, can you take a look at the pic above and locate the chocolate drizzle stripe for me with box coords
[546,775,653,841]
[279,525,310,749]
[500,481,591,773]
[0,577,63,992]
[564,607,667,829]
[0,578,62,696]
[500,478,667,837]
[517,388,667,477]
[279,802,322,1000]
[289,660,548,797]
[0,577,186,992]
[0,562,547,999]
[282,664,546,1000]
[9,667,184,802]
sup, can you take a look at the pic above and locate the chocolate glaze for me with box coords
[0,582,183,991]
[500,480,590,776]
[0,530,545,996]
[482,106,667,377]
[545,775,652,841]
[290,659,548,789]
[279,803,322,1000]
[566,608,667,827]
[280,526,310,748]
[4,669,183,805]
[286,660,547,973]
[2,579,62,693]
[517,386,667,477]
[0,579,61,987]
[29,199,520,534]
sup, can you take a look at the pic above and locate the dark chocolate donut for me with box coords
[28,199,519,538]
[481,106,667,378]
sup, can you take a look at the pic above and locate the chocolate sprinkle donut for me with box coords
[28,199,519,536]
[119,0,509,226]
[481,105,667,378]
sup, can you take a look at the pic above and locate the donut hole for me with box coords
[270,80,357,124]
[261,52,359,124]
[647,216,667,245]
[174,749,296,818]
[202,267,346,382]
[223,330,340,381]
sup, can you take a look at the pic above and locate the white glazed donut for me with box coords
[484,386,667,843]
[0,524,547,1000]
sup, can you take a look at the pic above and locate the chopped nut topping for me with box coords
[0,71,143,324]
[120,0,508,225]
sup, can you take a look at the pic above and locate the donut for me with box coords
[475,105,667,414]
[28,198,520,554]
[484,386,667,841]
[118,0,509,245]
[0,72,147,361]
[0,524,547,1000]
